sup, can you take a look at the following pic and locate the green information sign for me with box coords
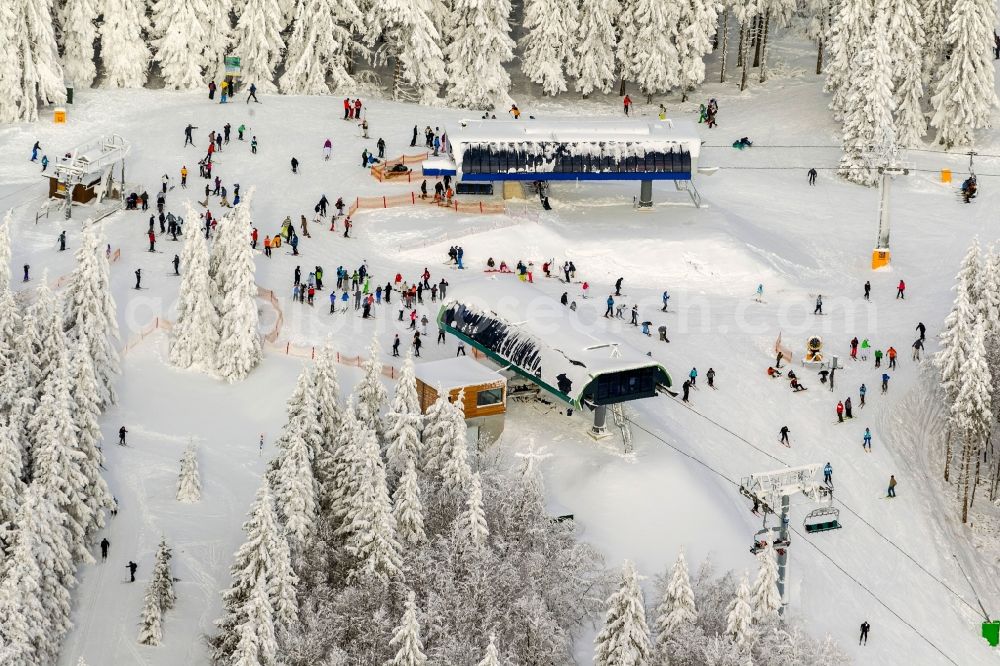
[224,56,241,77]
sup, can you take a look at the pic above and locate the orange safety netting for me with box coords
[346,193,505,217]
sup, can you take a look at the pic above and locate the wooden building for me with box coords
[413,357,507,445]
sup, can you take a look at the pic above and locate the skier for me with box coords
[294,266,301,285]
[706,368,716,388]
[31,140,40,161]
[41,155,49,172]
[134,268,142,289]
[896,279,905,299]
[457,340,466,356]
[119,426,128,445]
[23,264,29,282]
[413,333,422,357]
[864,280,871,301]
[238,124,246,141]
[184,124,196,146]
[630,305,638,326]
[172,254,181,275]
[323,139,332,161]
[291,157,299,174]
[180,166,188,187]
[823,462,832,485]
[859,383,867,407]
[623,94,632,115]
[860,621,870,645]
[863,427,872,451]
[660,290,670,311]
[755,283,764,302]
[682,379,691,402]
[604,295,614,318]
[779,426,790,446]
[807,168,817,185]
[836,400,844,422]
[58,230,67,251]
[148,230,156,252]
[912,338,923,360]
[916,322,926,341]
[689,367,698,386]
[874,349,883,367]
[844,396,852,418]
[887,476,897,498]
[411,125,418,147]
[881,372,890,393]
[887,346,897,370]
[850,336,859,360]
[127,561,138,582]
[343,98,351,119]
[377,137,386,158]
[224,123,231,143]
[814,294,823,315]
[615,277,623,296]
[100,537,110,560]
[251,136,258,154]
[247,82,259,103]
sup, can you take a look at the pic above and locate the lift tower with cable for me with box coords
[739,464,834,615]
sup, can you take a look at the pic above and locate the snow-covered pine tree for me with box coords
[0,419,24,530]
[70,340,114,537]
[151,0,209,90]
[953,319,992,523]
[31,280,66,393]
[725,571,753,647]
[422,389,467,476]
[99,0,151,87]
[8,309,39,468]
[441,392,473,495]
[137,580,165,645]
[367,0,445,103]
[0,10,25,123]
[617,0,680,101]
[676,0,720,95]
[385,353,423,482]
[444,0,515,109]
[886,0,926,146]
[838,8,895,187]
[214,192,263,381]
[64,228,121,409]
[230,573,278,666]
[477,634,501,666]
[387,590,428,665]
[324,399,363,521]
[152,538,176,610]
[269,418,318,550]
[169,209,219,371]
[314,343,343,438]
[138,539,175,645]
[461,471,489,549]
[176,440,202,502]
[572,0,619,96]
[732,0,759,91]
[750,542,782,623]
[214,480,298,661]
[15,0,67,120]
[0,212,11,291]
[0,271,20,416]
[393,458,426,545]
[823,0,870,118]
[232,0,285,93]
[920,0,950,85]
[520,0,579,96]
[654,550,698,647]
[202,0,234,83]
[58,0,99,87]
[280,364,324,459]
[355,337,388,437]
[594,560,652,666]
[928,0,999,148]
[279,0,362,94]
[337,424,403,582]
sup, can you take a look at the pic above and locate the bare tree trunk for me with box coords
[619,75,626,96]
[971,457,982,508]
[752,15,764,67]
[391,56,403,100]
[961,442,971,523]
[758,11,772,84]
[816,36,824,74]
[991,454,1000,501]
[737,23,745,67]
[944,426,953,482]
[720,9,730,83]
[740,21,753,91]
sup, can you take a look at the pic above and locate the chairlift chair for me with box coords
[803,507,842,533]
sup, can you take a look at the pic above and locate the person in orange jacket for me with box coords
[887,346,897,370]
[263,235,271,257]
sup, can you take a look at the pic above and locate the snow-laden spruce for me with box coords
[617,0,680,101]
[69,340,114,537]
[928,0,999,148]
[675,0,720,94]
[571,0,619,96]
[838,8,895,187]
[385,353,423,482]
[269,417,319,551]
[202,0,234,83]
[520,0,579,96]
[392,458,426,545]
[0,10,24,123]
[421,387,466,474]
[387,590,427,666]
[0,419,25,529]
[594,560,652,666]
[138,539,175,645]
[725,571,753,647]
[63,227,121,409]
[176,440,201,502]
[0,212,11,291]
[441,392,474,494]
[213,480,298,661]
[1,0,65,122]
[368,0,446,104]
[170,207,219,371]
[325,400,364,524]
[477,635,501,666]
[100,0,151,87]
[953,319,992,523]
[444,0,515,109]
[213,192,263,381]
[461,471,489,549]
[751,542,782,622]
[937,240,980,408]
[886,0,926,146]
[232,0,286,93]
[654,551,697,645]
[824,0,870,118]
[355,337,388,437]
[151,0,210,90]
[58,0,99,87]
[280,0,362,95]
[230,573,278,666]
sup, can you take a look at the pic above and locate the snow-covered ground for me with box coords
[2,53,1000,665]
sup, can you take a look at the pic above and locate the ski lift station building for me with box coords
[437,280,673,434]
[421,117,703,206]
[45,135,131,218]
[413,356,508,446]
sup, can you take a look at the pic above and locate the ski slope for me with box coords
[1,57,999,666]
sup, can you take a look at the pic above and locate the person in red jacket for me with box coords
[836,400,844,423]
[251,227,258,249]
[354,98,362,119]
[623,95,632,115]
[148,230,156,252]
[896,279,906,299]
[343,97,350,119]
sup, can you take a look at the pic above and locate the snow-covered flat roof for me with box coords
[413,356,506,391]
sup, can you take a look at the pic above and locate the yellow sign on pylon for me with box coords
[941,169,952,183]
[53,108,67,124]
[872,249,891,270]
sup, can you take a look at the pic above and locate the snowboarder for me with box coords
[807,168,817,185]
[100,538,110,560]
[896,279,905,299]
[864,280,871,301]
[823,462,832,484]
[836,401,844,422]
[58,230,66,251]
[863,427,872,451]
[127,561,138,582]
[860,621,870,645]
[119,426,128,446]
[814,294,823,315]
[291,157,299,174]
[682,379,691,402]
[172,254,180,275]
[134,268,142,289]
[779,426,790,445]
[706,368,715,388]
[247,83,259,103]
[887,476,896,498]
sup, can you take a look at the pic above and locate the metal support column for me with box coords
[777,493,790,616]
[591,404,609,438]
[637,180,653,208]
